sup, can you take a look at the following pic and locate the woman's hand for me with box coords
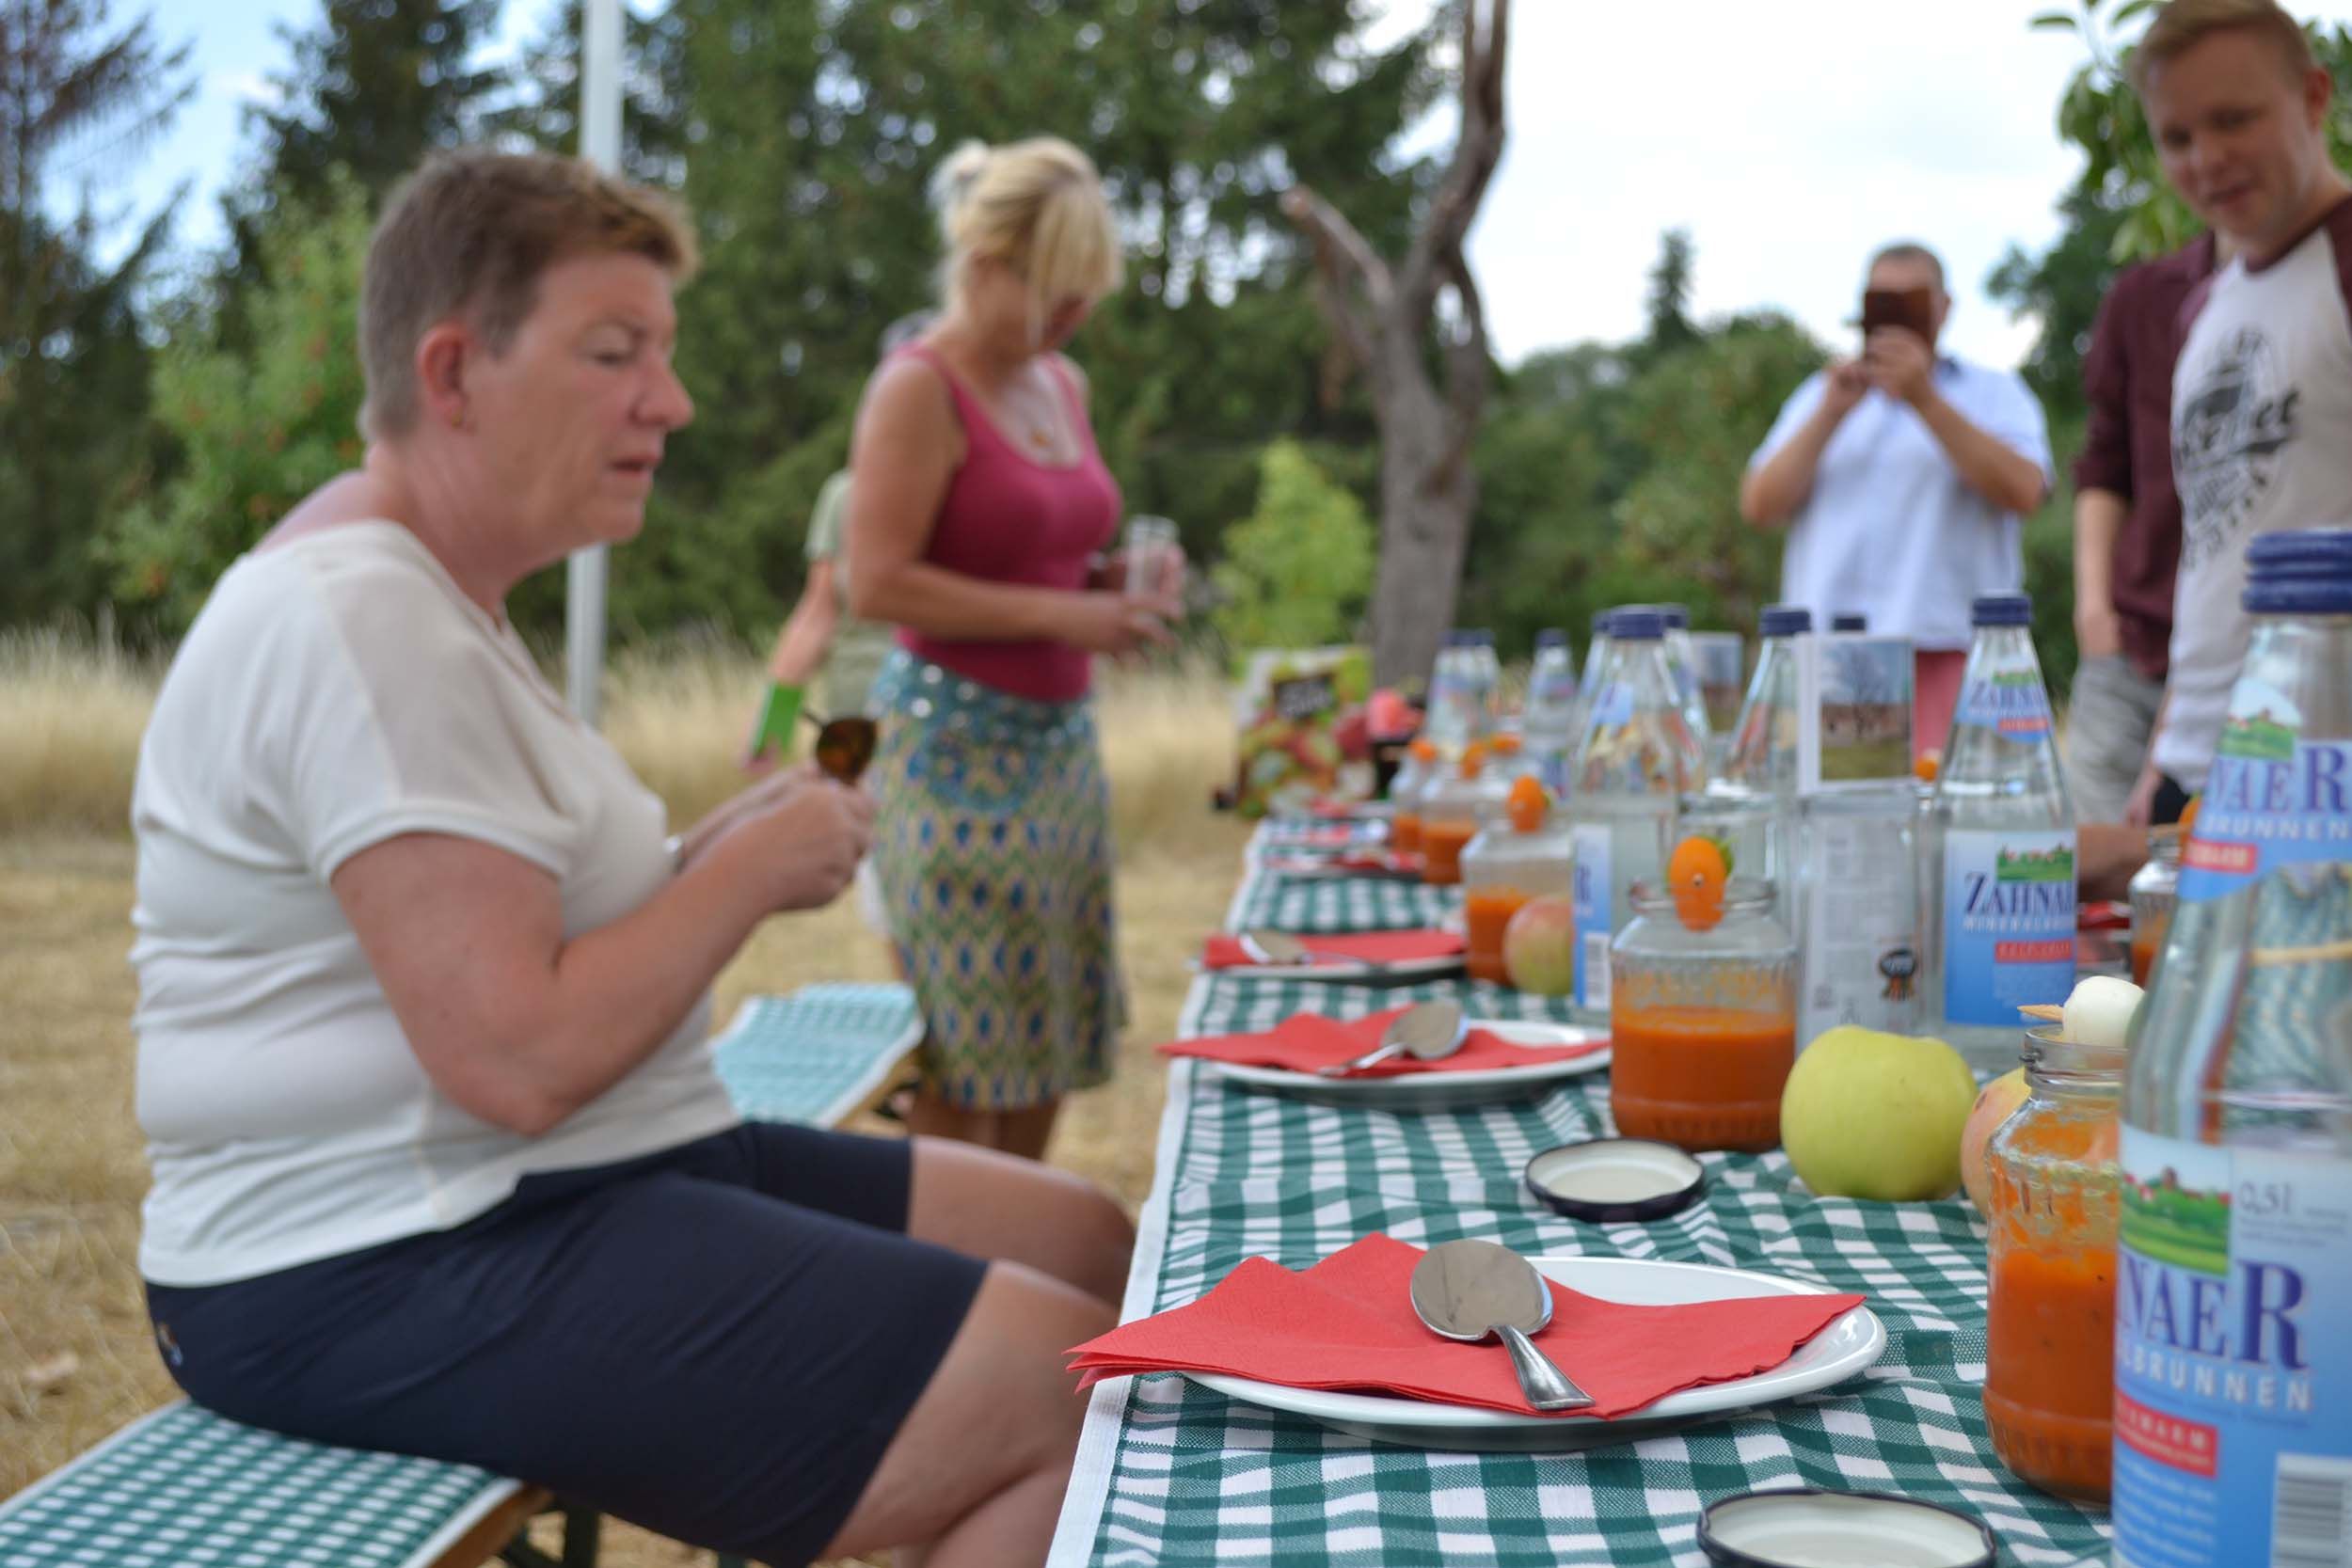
[707,776,878,912]
[1062,589,1179,658]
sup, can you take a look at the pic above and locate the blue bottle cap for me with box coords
[1971,594,2032,627]
[1534,627,1568,650]
[1830,611,1868,632]
[1611,609,1667,641]
[2245,528,2352,612]
[1591,609,1614,634]
[1760,605,1813,638]
[1658,604,1692,629]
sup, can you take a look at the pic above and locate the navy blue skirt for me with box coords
[146,1123,987,1567]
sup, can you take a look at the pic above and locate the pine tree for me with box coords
[0,0,190,625]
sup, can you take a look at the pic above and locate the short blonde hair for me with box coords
[360,150,698,440]
[931,136,1121,329]
[2130,0,2319,95]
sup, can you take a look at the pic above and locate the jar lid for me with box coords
[1524,1138,1706,1223]
[1698,1489,1995,1567]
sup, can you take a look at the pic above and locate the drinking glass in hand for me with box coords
[1123,515,1182,603]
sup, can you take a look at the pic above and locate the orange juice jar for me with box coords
[1461,778,1574,984]
[1983,1026,2125,1504]
[2126,830,2180,989]
[1390,739,1439,857]
[1608,878,1797,1151]
[1419,747,1501,887]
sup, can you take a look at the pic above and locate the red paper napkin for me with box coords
[1201,930,1466,972]
[1069,1233,1867,1419]
[1160,1005,1601,1077]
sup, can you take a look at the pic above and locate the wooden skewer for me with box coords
[2248,938,2352,967]
[2017,1004,2065,1022]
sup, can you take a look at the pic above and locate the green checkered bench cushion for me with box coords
[0,1402,520,1568]
[710,981,923,1127]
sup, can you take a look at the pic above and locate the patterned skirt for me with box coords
[867,651,1126,1110]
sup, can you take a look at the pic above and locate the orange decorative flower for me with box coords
[2177,794,2201,840]
[1666,833,1731,931]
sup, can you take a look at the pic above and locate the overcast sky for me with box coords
[97,1,2352,372]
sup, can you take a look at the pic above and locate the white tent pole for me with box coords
[565,0,625,724]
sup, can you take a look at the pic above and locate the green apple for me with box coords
[1781,1026,1979,1201]
[1502,896,1577,995]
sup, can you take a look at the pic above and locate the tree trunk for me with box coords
[1369,369,1476,686]
[1279,0,1507,692]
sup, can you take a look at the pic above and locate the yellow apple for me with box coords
[1781,1026,1979,1201]
[1959,1068,2030,1212]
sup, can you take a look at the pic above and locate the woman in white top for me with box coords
[131,149,1131,1568]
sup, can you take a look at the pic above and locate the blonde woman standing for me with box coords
[849,137,1179,1158]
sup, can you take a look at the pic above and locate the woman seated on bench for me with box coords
[128,149,1133,1568]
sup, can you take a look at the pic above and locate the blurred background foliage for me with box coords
[7,0,2321,699]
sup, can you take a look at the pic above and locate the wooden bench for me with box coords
[1,984,924,1568]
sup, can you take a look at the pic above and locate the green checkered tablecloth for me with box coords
[1046,842,2110,1567]
[1226,864,1458,936]
[710,981,922,1127]
[0,1402,516,1568]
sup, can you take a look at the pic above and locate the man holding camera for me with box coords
[1740,244,2054,758]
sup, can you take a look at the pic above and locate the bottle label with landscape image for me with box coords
[2112,1129,2352,1568]
[1571,822,1612,1010]
[1951,667,2053,738]
[2179,681,2352,905]
[1938,829,2075,1026]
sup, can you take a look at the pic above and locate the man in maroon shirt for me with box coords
[2063,230,2221,821]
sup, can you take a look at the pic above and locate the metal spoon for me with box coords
[1239,928,1395,975]
[1409,1239,1594,1412]
[1314,998,1467,1078]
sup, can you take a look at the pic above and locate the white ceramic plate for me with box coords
[1187,1254,1883,1451]
[1215,949,1468,984]
[1205,1019,1608,1109]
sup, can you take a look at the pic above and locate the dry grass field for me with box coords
[0,631,1247,1567]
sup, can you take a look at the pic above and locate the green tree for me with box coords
[1639,228,1701,364]
[0,0,190,626]
[245,0,505,215]
[1985,187,2125,425]
[102,179,372,631]
[486,0,689,189]
[1610,314,1825,631]
[1211,439,1375,652]
[632,0,1440,643]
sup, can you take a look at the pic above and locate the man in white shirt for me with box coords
[1741,244,2054,759]
[2126,0,2352,822]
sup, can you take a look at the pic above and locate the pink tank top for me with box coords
[893,343,1122,704]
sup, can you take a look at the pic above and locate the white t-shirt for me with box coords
[131,522,740,1286]
[1750,358,2054,651]
[2153,198,2352,784]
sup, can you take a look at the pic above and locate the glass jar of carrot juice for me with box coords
[1982,1024,2124,1504]
[1390,737,1440,858]
[1608,866,1797,1152]
[1461,777,1575,984]
[1419,745,1501,887]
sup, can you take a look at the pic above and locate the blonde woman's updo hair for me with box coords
[930,136,1121,338]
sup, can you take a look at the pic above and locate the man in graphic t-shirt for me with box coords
[2127,0,2352,822]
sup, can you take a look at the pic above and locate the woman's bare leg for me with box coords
[818,1263,1109,1566]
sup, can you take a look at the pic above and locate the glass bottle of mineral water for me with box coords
[1467,629,1502,738]
[1522,628,1581,796]
[1573,609,1615,756]
[1564,609,1706,1028]
[1656,604,1715,759]
[2110,529,2352,1568]
[1712,605,1809,965]
[1425,631,1480,756]
[1924,593,2074,1073]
